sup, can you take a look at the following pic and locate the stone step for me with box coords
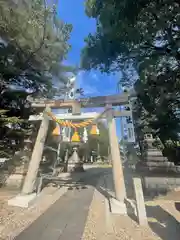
[145,162,174,167]
[146,156,168,161]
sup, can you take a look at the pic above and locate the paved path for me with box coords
[14,172,100,240]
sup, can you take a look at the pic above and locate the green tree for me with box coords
[82,0,180,72]
[82,0,180,154]
[0,0,73,158]
[134,67,180,147]
[0,0,73,94]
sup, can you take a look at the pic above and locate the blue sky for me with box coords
[58,0,122,138]
[58,0,121,97]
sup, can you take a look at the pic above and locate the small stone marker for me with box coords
[133,177,148,226]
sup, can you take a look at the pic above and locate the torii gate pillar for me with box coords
[8,107,50,207]
[21,107,50,195]
[106,107,126,202]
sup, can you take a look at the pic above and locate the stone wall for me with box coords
[142,175,180,195]
[0,163,28,190]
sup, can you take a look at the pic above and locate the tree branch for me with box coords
[23,0,48,68]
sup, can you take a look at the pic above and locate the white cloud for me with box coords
[76,70,99,96]
[90,71,99,82]
[76,71,84,87]
[83,85,99,95]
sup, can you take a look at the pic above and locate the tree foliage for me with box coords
[82,0,180,72]
[0,0,73,93]
[134,67,180,146]
[82,0,180,153]
[0,0,73,158]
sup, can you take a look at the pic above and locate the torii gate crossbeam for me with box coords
[9,94,131,212]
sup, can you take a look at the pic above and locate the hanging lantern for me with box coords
[71,129,80,142]
[90,124,99,135]
[52,124,61,136]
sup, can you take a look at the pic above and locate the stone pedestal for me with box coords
[67,145,84,172]
[8,193,37,208]
[109,197,127,215]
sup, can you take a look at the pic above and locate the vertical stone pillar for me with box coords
[22,107,50,194]
[133,178,147,226]
[106,108,126,201]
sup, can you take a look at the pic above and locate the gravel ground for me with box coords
[82,188,107,240]
[0,190,21,229]
[112,214,160,240]
[0,186,68,240]
[82,174,180,240]
[0,170,99,240]
[0,168,180,240]
[82,188,161,240]
[0,169,88,240]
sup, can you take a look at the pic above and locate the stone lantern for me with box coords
[67,129,84,172]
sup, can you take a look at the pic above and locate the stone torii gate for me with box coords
[9,93,132,209]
